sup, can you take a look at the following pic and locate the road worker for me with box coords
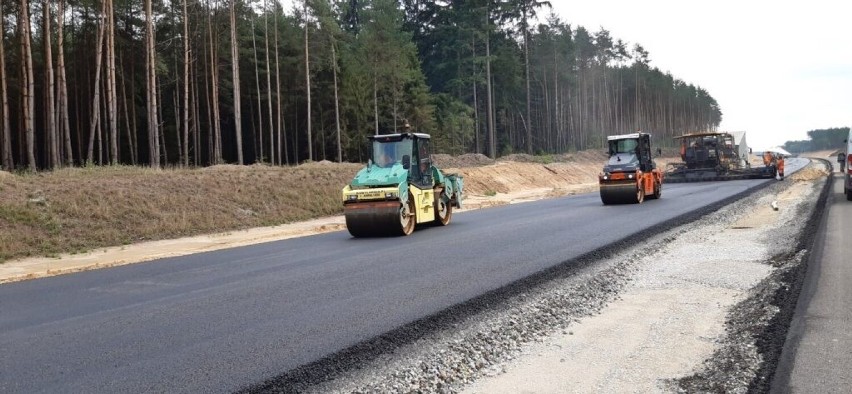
[777,153,785,180]
[763,150,773,167]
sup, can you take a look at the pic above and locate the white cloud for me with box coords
[550,0,852,148]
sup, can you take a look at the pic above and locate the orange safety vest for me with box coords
[763,152,773,166]
[778,157,785,172]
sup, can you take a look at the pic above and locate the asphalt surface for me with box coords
[0,159,807,393]
[773,173,852,392]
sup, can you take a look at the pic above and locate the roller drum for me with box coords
[600,181,641,204]
[344,200,411,237]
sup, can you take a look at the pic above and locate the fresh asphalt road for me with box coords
[773,171,852,392]
[0,159,808,393]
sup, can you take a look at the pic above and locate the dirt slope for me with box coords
[0,151,678,282]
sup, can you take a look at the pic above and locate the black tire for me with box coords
[398,197,416,236]
[647,180,661,200]
[434,196,452,226]
[846,187,852,201]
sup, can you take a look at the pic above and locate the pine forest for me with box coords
[0,0,723,171]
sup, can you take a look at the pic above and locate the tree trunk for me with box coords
[156,74,166,164]
[332,42,341,162]
[183,0,191,166]
[97,76,104,164]
[20,0,36,171]
[471,35,479,155]
[129,51,139,164]
[87,0,107,164]
[208,0,222,164]
[485,18,495,158]
[230,0,244,164]
[1,0,13,170]
[192,59,201,165]
[57,0,73,166]
[203,29,213,164]
[174,85,181,160]
[250,15,263,163]
[522,10,532,154]
[145,0,160,168]
[373,74,379,135]
[264,0,274,164]
[303,0,312,161]
[274,4,285,164]
[119,51,135,164]
[43,2,58,168]
[105,0,118,164]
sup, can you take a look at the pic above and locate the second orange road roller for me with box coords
[599,132,663,204]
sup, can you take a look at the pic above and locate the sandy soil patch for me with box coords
[789,166,829,181]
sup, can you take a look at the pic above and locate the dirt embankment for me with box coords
[0,163,360,264]
[1,151,658,282]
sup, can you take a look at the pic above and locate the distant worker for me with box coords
[838,152,846,172]
[777,153,785,180]
[763,150,773,167]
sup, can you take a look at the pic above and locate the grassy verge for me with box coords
[0,163,361,263]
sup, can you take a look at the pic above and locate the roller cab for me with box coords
[343,132,463,237]
[599,132,663,204]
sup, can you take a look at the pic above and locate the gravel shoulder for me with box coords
[273,160,829,393]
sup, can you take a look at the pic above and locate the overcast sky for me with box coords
[549,0,852,149]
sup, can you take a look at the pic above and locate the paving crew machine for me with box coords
[342,132,463,237]
[665,131,775,183]
[599,132,664,204]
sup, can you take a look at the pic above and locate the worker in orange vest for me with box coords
[763,151,773,166]
[777,154,785,180]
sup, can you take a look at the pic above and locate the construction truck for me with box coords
[342,133,463,237]
[665,131,775,183]
[599,132,664,204]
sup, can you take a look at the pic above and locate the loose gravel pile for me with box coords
[244,161,830,394]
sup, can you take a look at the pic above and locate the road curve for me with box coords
[0,159,808,393]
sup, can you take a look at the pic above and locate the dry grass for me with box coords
[0,163,361,263]
[0,150,683,263]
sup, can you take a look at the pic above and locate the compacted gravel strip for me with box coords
[243,163,828,393]
[675,161,833,393]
